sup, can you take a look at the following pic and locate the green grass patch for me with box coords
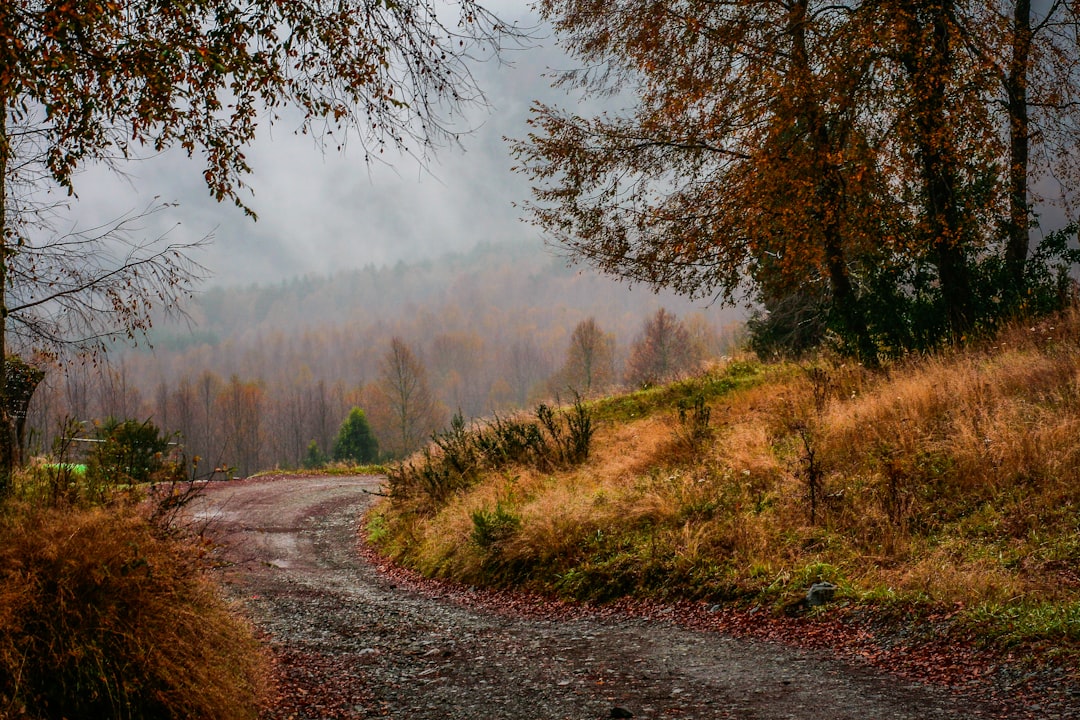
[590,359,770,424]
[964,601,1080,648]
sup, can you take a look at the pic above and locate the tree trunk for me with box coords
[790,0,879,366]
[901,0,974,338]
[1004,0,1032,296]
[0,104,13,495]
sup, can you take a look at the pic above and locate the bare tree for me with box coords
[507,338,552,406]
[624,309,698,388]
[4,202,207,357]
[428,332,488,419]
[379,337,443,458]
[196,371,225,473]
[217,376,263,477]
[548,318,616,397]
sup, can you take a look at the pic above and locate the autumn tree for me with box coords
[548,318,615,396]
[624,309,698,388]
[513,0,894,364]
[379,338,443,458]
[979,0,1080,295]
[333,407,378,465]
[873,0,1080,332]
[0,0,516,490]
[514,0,1080,363]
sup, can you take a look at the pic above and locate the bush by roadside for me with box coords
[0,496,268,719]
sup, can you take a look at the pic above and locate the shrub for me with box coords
[387,399,596,509]
[303,439,328,469]
[0,503,268,719]
[332,407,379,464]
[87,417,175,486]
[471,502,522,549]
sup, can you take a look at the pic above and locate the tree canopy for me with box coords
[1,0,511,207]
[513,0,1080,364]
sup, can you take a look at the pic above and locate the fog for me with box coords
[60,5,582,287]
[41,2,1076,290]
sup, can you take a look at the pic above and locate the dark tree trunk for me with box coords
[900,0,974,338]
[0,104,12,496]
[790,0,879,366]
[1005,0,1032,295]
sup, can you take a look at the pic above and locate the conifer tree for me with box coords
[333,407,378,465]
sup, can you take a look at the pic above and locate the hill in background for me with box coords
[26,240,745,473]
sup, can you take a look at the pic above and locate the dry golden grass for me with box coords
[372,319,1080,645]
[0,501,268,719]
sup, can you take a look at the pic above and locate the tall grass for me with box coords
[0,491,268,719]
[371,313,1080,652]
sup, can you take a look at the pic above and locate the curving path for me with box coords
[194,475,1020,720]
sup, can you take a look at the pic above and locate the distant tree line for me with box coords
[22,307,734,473]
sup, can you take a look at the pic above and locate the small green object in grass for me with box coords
[44,463,87,477]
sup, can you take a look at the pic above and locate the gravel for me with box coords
[193,475,1078,720]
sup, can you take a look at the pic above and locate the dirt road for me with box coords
[194,475,1046,720]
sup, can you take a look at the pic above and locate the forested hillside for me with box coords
[23,241,743,475]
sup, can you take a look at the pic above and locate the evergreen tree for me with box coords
[88,418,172,485]
[332,407,379,464]
[303,440,328,470]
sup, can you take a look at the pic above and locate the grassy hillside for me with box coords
[369,310,1080,663]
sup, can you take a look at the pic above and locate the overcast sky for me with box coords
[60,5,578,288]
[50,3,1075,292]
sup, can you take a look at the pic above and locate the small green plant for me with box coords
[564,395,594,463]
[473,414,547,467]
[367,512,389,544]
[303,440,327,469]
[537,395,594,466]
[674,394,712,451]
[471,502,522,549]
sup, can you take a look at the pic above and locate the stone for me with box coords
[806,581,837,606]
[610,707,634,719]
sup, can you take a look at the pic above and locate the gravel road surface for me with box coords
[194,475,1070,720]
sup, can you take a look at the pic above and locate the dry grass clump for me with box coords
[0,501,268,719]
[371,325,1080,647]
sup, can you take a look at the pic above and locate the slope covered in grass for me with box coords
[370,312,1080,659]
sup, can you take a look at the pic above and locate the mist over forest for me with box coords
[24,240,744,475]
